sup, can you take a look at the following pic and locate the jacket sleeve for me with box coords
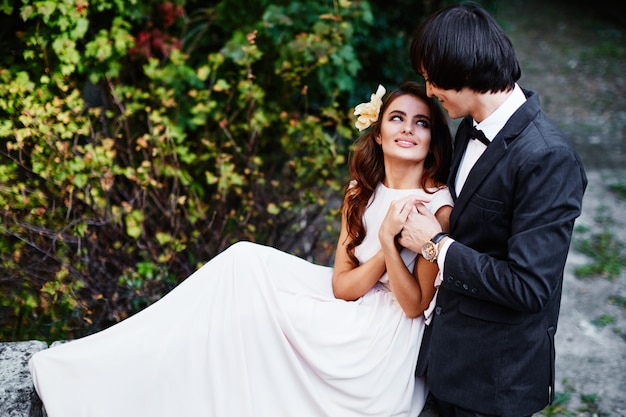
[442,144,587,313]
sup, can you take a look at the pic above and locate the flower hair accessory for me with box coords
[353,84,386,131]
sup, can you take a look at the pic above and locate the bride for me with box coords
[29,81,453,417]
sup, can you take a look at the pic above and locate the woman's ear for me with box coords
[375,134,382,145]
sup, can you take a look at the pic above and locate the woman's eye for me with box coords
[417,119,429,128]
[390,115,403,122]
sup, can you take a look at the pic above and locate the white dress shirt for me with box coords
[436,84,527,286]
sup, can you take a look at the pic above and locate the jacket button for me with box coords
[471,288,478,294]
[463,283,469,290]
[435,306,442,315]
[447,276,454,283]
[455,280,462,287]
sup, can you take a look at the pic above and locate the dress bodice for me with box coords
[354,182,453,286]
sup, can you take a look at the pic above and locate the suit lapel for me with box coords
[449,138,508,230]
[448,117,473,201]
[448,89,541,231]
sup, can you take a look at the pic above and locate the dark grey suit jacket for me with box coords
[416,89,587,417]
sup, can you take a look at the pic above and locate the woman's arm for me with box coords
[384,203,452,318]
[332,204,387,301]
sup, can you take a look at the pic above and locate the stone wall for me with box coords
[0,341,47,417]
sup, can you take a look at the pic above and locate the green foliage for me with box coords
[0,0,442,341]
[539,391,609,417]
[591,314,617,327]
[574,206,626,280]
[609,180,626,200]
[578,393,608,416]
[540,390,573,417]
[608,294,626,309]
[574,230,626,279]
[538,379,609,417]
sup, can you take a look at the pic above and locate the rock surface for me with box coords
[0,341,47,417]
[551,170,626,417]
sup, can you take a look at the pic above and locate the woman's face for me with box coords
[376,94,432,164]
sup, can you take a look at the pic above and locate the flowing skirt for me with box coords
[30,242,427,416]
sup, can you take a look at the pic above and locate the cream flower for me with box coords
[353,84,386,131]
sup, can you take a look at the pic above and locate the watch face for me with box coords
[422,241,437,261]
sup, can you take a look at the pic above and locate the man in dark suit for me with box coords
[399,3,588,417]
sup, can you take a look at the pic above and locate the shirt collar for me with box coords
[474,83,527,141]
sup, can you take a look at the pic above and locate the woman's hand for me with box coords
[398,201,443,253]
[379,195,428,248]
[378,195,434,318]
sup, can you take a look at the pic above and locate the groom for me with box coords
[399,4,587,417]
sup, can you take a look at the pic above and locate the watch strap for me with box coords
[431,232,449,244]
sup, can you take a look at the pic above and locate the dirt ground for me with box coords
[555,170,626,416]
[490,1,626,415]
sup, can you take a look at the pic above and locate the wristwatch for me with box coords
[422,232,449,262]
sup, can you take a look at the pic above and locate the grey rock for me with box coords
[0,341,48,417]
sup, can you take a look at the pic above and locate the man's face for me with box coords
[423,79,474,120]
[420,71,475,120]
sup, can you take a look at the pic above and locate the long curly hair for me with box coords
[343,81,452,265]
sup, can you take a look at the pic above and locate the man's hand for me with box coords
[398,202,442,253]
[379,196,431,249]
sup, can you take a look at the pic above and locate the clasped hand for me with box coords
[378,195,443,254]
